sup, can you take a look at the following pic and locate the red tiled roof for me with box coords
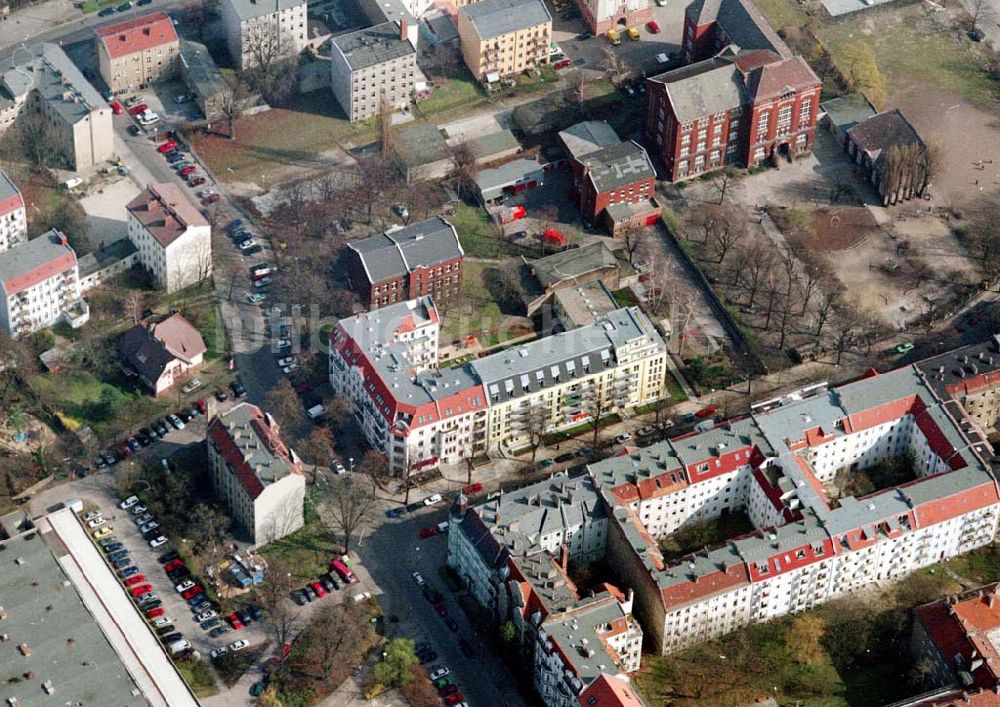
[577,673,647,707]
[660,561,750,609]
[97,12,178,60]
[0,192,23,219]
[914,480,1000,528]
[126,183,207,249]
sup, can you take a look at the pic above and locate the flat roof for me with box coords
[392,123,450,168]
[2,508,199,707]
[224,0,304,22]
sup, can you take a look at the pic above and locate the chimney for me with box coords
[400,17,407,41]
[559,544,569,571]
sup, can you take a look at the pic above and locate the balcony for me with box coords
[60,298,89,329]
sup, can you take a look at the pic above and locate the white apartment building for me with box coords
[331,296,489,475]
[0,170,26,255]
[330,298,667,474]
[206,403,306,545]
[126,183,211,293]
[220,0,307,70]
[0,230,89,339]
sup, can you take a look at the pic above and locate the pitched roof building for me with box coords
[96,12,180,94]
[845,109,928,206]
[126,183,212,293]
[206,403,306,545]
[117,313,206,396]
[345,217,464,310]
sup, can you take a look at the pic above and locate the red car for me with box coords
[439,685,459,697]
[130,584,153,597]
[196,398,207,414]
[121,444,133,457]
[181,586,203,600]
[202,193,220,205]
[123,574,146,587]
[695,405,717,418]
[157,140,177,153]
[445,693,464,705]
[110,100,124,115]
[434,602,448,617]
[310,581,327,597]
[463,482,482,495]
[145,607,165,619]
[646,20,660,33]
[164,559,185,572]
[128,104,148,116]
[543,229,566,246]
[179,165,197,176]
[419,527,438,539]
[227,613,244,630]
[187,176,206,186]
[553,58,573,70]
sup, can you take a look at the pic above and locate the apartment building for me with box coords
[96,12,180,94]
[330,21,415,122]
[457,0,552,82]
[575,0,651,35]
[220,0,306,70]
[0,43,113,170]
[0,170,26,255]
[344,216,464,310]
[472,307,666,454]
[330,297,489,475]
[448,473,646,707]
[126,183,212,293]
[329,298,667,473]
[0,230,89,339]
[206,402,306,545]
[643,0,820,181]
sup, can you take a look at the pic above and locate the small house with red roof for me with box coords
[96,12,180,95]
[206,402,305,545]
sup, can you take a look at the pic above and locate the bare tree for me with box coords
[524,405,548,464]
[584,381,612,455]
[450,141,479,202]
[710,166,739,204]
[738,243,776,309]
[831,311,861,366]
[812,288,840,340]
[298,425,334,485]
[218,80,248,141]
[603,47,630,87]
[879,141,934,206]
[323,475,377,554]
[256,557,302,672]
[619,224,650,268]
[17,112,70,167]
[564,69,589,118]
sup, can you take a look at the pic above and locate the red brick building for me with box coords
[560,121,659,234]
[345,216,465,311]
[643,0,821,181]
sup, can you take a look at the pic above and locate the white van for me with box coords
[169,639,191,655]
[62,177,84,190]
[306,404,325,420]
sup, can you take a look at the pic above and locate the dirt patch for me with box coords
[891,89,1000,207]
[809,207,875,251]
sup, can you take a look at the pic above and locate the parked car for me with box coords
[614,433,632,444]
[187,176,206,187]
[93,526,114,539]
[429,667,450,681]
[128,104,148,116]
[150,535,169,548]
[209,626,231,638]
[229,639,250,651]
[179,165,197,177]
[423,494,442,506]
[158,140,178,153]
[110,100,124,115]
[411,571,425,586]
[231,380,247,397]
[646,20,660,33]
[202,193,221,205]
[167,414,185,430]
[210,646,229,660]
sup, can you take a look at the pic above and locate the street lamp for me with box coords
[349,457,355,472]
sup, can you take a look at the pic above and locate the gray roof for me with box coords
[0,43,106,126]
[468,129,521,161]
[916,334,1000,403]
[461,0,551,40]
[541,595,637,683]
[0,168,22,205]
[559,121,621,161]
[475,158,545,198]
[392,123,450,169]
[685,0,790,57]
[582,140,656,194]
[347,216,463,285]
[0,522,152,705]
[224,0,304,22]
[653,56,745,124]
[179,40,228,102]
[526,241,621,290]
[0,230,76,293]
[820,93,877,132]
[472,307,664,404]
[553,280,618,327]
[332,21,414,71]
[117,323,176,386]
[78,237,138,279]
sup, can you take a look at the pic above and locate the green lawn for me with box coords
[512,65,559,95]
[441,261,505,343]
[191,91,378,185]
[175,657,219,698]
[417,72,488,117]
[449,203,504,258]
[79,0,118,13]
[258,519,336,582]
